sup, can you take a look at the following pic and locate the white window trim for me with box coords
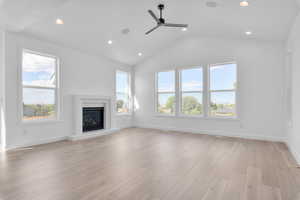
[154,62,239,120]
[115,70,132,116]
[207,61,238,119]
[155,70,176,117]
[178,66,204,118]
[19,49,61,124]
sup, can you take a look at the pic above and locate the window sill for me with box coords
[154,114,239,121]
[203,117,240,121]
[116,113,132,117]
[155,114,176,118]
[20,119,64,126]
[177,114,205,119]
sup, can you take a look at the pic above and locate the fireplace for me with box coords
[82,107,104,132]
[70,95,114,141]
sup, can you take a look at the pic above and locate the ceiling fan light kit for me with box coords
[146,4,189,35]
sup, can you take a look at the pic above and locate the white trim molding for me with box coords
[286,141,300,165]
[68,128,120,141]
[5,136,68,151]
[71,94,118,141]
[134,125,285,142]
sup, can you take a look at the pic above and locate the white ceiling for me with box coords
[0,0,299,65]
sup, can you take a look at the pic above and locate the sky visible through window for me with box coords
[116,71,130,113]
[182,68,203,91]
[116,71,129,103]
[22,52,56,105]
[158,71,175,92]
[116,71,129,93]
[210,63,236,91]
[158,64,236,105]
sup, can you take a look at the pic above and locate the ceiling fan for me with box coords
[146,4,188,35]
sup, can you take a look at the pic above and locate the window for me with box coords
[209,63,237,117]
[155,62,238,119]
[22,50,59,121]
[116,70,130,113]
[180,67,203,115]
[156,71,175,115]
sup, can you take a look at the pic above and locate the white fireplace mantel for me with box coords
[68,95,119,141]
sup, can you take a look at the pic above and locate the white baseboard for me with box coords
[134,125,285,142]
[285,141,300,165]
[5,136,68,151]
[4,128,124,151]
[68,128,120,141]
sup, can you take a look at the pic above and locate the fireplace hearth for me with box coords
[82,107,104,132]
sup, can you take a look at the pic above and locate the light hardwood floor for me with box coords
[0,128,300,200]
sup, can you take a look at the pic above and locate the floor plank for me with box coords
[0,128,299,200]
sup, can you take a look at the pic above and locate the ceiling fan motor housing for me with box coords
[159,18,165,24]
[158,4,165,10]
[158,4,165,24]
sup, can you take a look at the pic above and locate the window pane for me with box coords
[182,93,203,115]
[210,92,236,117]
[210,63,236,90]
[158,93,175,114]
[22,51,56,87]
[116,93,129,113]
[157,71,175,92]
[116,71,129,93]
[181,68,203,91]
[23,88,56,120]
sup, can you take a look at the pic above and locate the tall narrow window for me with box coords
[209,63,237,118]
[116,70,130,113]
[180,67,203,115]
[156,71,175,115]
[22,50,59,121]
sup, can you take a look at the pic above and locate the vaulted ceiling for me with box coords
[0,0,298,65]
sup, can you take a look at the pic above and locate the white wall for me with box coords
[134,37,286,141]
[3,32,133,149]
[0,30,5,150]
[286,11,300,164]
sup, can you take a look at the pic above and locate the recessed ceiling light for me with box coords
[138,52,143,56]
[181,27,188,32]
[245,31,252,35]
[108,40,113,45]
[240,1,249,7]
[56,18,64,25]
[206,1,218,8]
[121,28,130,35]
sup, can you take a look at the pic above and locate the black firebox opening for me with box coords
[82,107,104,132]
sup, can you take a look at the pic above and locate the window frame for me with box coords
[19,49,61,124]
[155,70,176,116]
[178,66,204,117]
[115,70,132,115]
[207,62,238,119]
[154,62,239,120]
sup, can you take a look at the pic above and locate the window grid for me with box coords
[208,63,237,118]
[155,62,237,119]
[21,50,59,121]
[116,70,131,114]
[156,71,176,115]
[179,67,204,116]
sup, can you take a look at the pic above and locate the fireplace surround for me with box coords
[69,95,118,141]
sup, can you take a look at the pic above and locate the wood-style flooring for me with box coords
[0,128,300,200]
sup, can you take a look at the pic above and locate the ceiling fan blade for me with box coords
[148,10,159,22]
[163,23,188,28]
[145,25,160,35]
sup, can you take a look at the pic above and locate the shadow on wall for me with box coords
[134,95,140,112]
[0,98,6,151]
